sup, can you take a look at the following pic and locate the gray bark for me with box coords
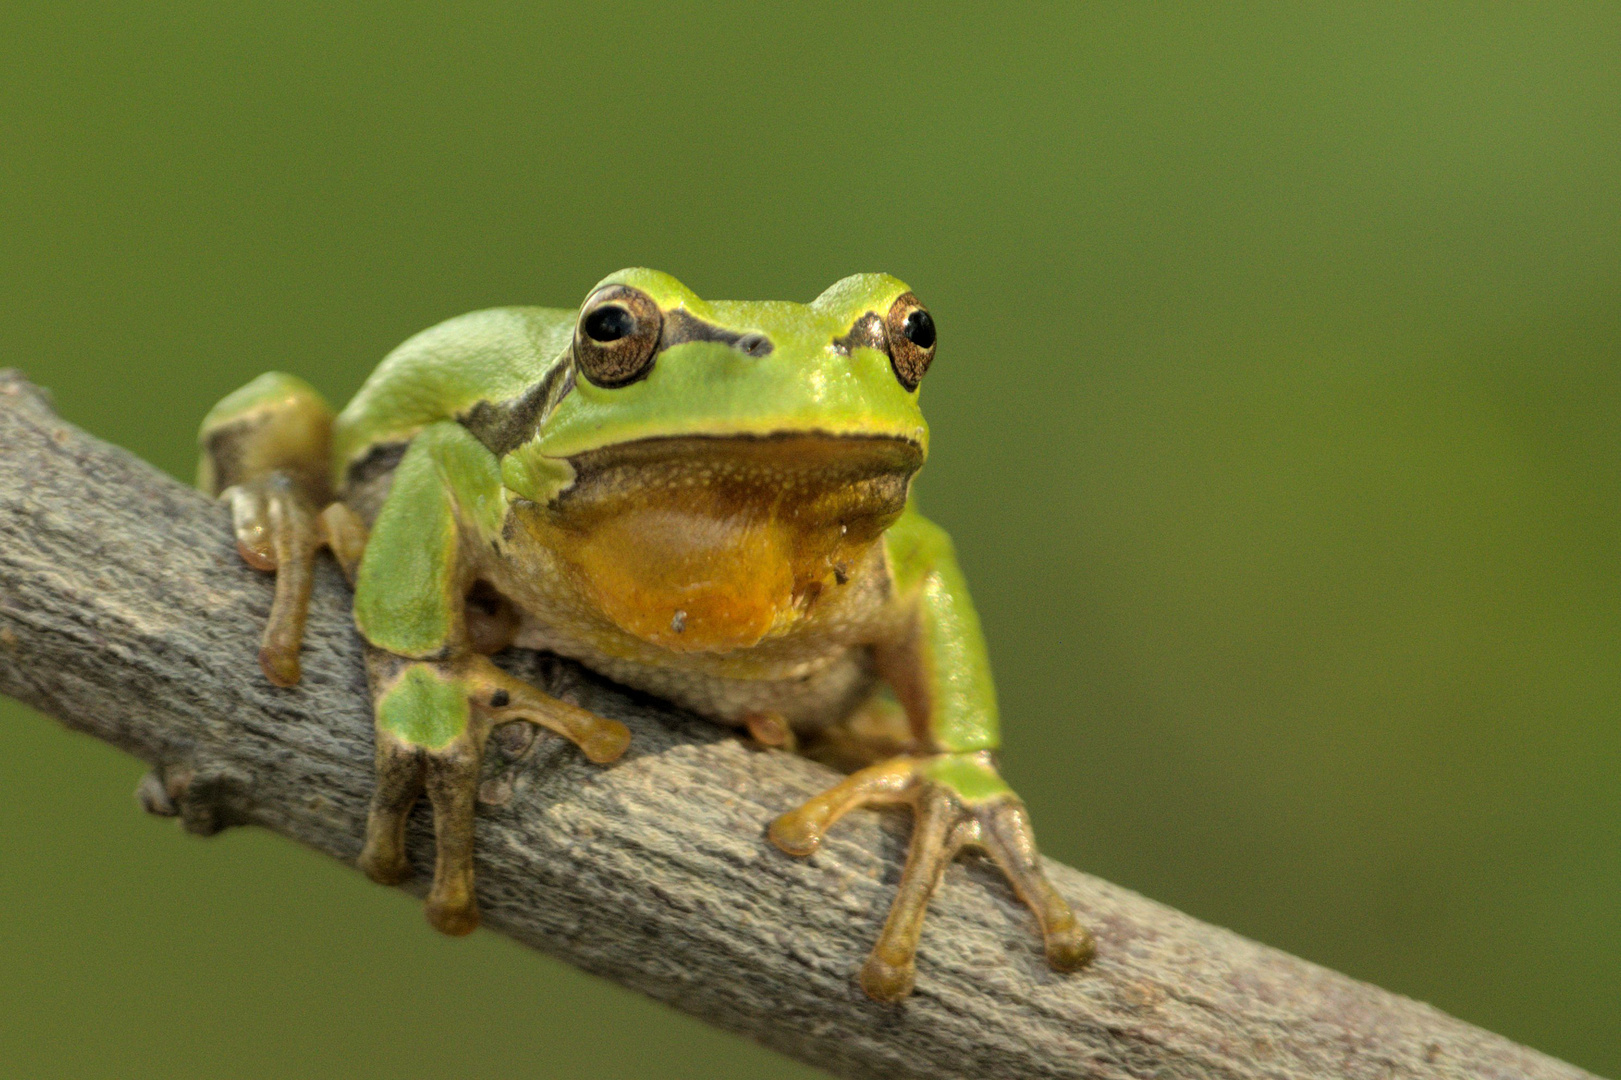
[0,368,1600,1080]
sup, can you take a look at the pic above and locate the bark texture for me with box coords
[0,369,1600,1080]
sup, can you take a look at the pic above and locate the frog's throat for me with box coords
[511,433,921,654]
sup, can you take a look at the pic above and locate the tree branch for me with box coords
[0,369,1598,1080]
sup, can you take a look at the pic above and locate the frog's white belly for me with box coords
[513,617,879,732]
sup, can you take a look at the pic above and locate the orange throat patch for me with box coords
[514,434,920,653]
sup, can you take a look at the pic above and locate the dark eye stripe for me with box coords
[660,309,774,356]
[831,312,885,356]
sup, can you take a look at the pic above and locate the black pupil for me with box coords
[584,305,635,342]
[902,309,935,349]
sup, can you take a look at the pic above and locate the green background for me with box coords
[2,4,1617,1077]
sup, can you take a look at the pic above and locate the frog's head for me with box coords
[503,268,939,652]
[502,268,933,501]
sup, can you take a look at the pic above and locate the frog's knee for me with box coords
[198,372,334,499]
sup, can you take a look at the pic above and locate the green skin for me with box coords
[199,268,1092,1002]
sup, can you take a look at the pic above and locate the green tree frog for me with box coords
[197,269,1093,1001]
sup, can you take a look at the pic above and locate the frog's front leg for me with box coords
[771,510,1093,1002]
[345,422,629,933]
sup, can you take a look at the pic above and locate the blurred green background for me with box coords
[2,3,1617,1077]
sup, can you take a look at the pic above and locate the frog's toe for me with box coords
[425,895,480,936]
[421,734,484,935]
[977,796,1095,971]
[859,947,916,1004]
[223,474,324,687]
[467,655,630,765]
[357,729,424,886]
[768,756,918,857]
[744,710,796,750]
[1044,917,1096,972]
[766,810,822,858]
[859,785,980,1002]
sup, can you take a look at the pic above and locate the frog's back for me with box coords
[332,306,574,476]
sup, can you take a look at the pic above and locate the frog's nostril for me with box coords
[735,332,773,357]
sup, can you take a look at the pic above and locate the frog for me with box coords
[197,268,1093,1002]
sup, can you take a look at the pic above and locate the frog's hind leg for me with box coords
[358,649,631,935]
[798,686,916,772]
[360,695,488,935]
[199,373,363,686]
[771,751,1093,1002]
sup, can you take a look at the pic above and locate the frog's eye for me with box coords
[884,293,935,391]
[574,285,663,387]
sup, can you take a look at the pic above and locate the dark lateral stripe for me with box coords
[458,356,576,457]
[345,440,409,486]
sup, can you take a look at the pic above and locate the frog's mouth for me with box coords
[556,431,923,519]
[512,433,923,653]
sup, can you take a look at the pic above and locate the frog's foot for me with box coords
[769,751,1093,1002]
[226,476,367,686]
[743,710,797,751]
[356,652,631,935]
